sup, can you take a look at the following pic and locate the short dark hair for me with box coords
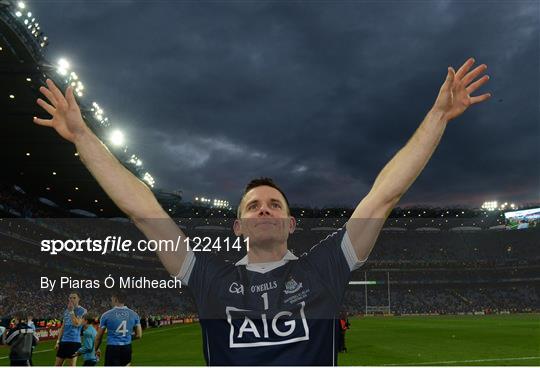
[237,177,290,218]
[85,315,96,324]
[112,290,127,304]
[13,310,26,322]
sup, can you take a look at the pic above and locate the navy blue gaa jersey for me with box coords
[176,226,366,366]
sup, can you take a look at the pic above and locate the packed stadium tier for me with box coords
[1,216,538,321]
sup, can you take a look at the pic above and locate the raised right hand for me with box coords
[34,79,89,143]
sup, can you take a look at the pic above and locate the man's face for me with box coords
[69,293,79,306]
[234,186,296,249]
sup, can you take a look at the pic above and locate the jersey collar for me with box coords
[235,250,298,274]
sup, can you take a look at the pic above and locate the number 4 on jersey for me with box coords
[116,320,128,336]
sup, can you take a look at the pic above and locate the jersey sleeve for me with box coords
[173,250,231,307]
[99,312,108,330]
[5,328,17,345]
[303,226,367,301]
[133,311,141,326]
[76,307,87,319]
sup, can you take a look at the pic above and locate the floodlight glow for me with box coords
[58,58,70,69]
[15,11,22,17]
[109,130,125,146]
[481,201,498,211]
[143,172,155,187]
[56,58,71,75]
[17,1,26,9]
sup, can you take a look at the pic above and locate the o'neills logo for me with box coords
[284,277,302,294]
[250,281,278,293]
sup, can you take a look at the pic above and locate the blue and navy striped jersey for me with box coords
[177,226,365,366]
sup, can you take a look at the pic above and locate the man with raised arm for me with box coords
[54,292,87,366]
[35,58,490,365]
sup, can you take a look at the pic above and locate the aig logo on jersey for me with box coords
[225,301,309,348]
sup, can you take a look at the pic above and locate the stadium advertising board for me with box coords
[504,208,540,230]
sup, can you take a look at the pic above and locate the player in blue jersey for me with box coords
[95,291,142,366]
[55,292,87,366]
[36,57,491,365]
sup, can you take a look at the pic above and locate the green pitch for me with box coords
[1,314,538,366]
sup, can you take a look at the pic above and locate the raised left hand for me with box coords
[432,57,491,121]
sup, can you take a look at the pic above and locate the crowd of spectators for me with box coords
[1,184,539,322]
[342,284,539,315]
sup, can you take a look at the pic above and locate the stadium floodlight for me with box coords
[9,94,14,99]
[57,58,70,76]
[75,81,84,97]
[143,172,155,187]
[15,11,22,17]
[481,201,498,211]
[109,130,125,146]
[27,12,32,17]
[18,1,26,9]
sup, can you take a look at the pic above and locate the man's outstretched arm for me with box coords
[346,58,491,262]
[34,79,187,276]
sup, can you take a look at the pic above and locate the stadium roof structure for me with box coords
[0,1,160,217]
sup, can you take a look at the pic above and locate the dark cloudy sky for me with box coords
[31,0,539,208]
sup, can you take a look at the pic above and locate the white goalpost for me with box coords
[349,271,391,314]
